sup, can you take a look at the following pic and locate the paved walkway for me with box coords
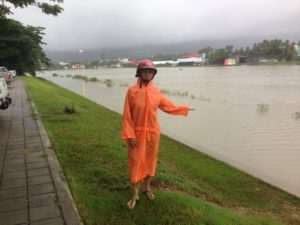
[0,79,83,225]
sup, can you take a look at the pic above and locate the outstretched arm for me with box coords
[159,96,190,116]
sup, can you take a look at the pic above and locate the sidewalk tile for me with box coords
[27,156,47,164]
[6,154,25,161]
[3,164,25,173]
[29,193,56,208]
[27,168,50,177]
[4,158,25,166]
[2,170,26,181]
[27,161,48,170]
[28,174,52,186]
[29,183,55,196]
[31,217,64,225]
[0,209,28,225]
[0,197,27,213]
[0,187,27,200]
[1,178,26,189]
[30,205,61,222]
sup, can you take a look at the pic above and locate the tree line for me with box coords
[202,39,300,65]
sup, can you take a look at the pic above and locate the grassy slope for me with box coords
[24,77,300,225]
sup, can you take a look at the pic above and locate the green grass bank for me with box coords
[24,77,300,225]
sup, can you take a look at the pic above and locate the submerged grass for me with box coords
[24,77,300,225]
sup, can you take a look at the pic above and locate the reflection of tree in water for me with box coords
[88,77,98,82]
[257,104,269,113]
[81,80,86,96]
[72,74,89,82]
[161,88,189,97]
[294,112,300,120]
[119,83,130,87]
[160,88,216,103]
[103,79,113,88]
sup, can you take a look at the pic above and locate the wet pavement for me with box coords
[0,78,83,225]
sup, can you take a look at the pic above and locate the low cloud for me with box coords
[10,0,300,51]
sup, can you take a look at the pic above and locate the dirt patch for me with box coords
[152,178,211,204]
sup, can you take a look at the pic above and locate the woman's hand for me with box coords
[127,138,138,149]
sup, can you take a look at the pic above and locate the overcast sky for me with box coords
[10,0,300,51]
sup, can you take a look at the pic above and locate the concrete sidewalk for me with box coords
[0,79,83,225]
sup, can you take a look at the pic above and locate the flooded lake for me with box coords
[37,65,300,197]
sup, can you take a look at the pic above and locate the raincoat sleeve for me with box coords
[122,89,136,140]
[159,95,190,116]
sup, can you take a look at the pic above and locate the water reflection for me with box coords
[81,80,86,96]
[256,103,269,114]
[294,112,300,120]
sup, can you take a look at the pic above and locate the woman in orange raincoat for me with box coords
[122,60,192,209]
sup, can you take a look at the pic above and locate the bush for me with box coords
[103,79,113,87]
[72,74,88,82]
[89,77,98,82]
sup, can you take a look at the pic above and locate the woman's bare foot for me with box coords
[143,189,155,200]
[127,195,139,209]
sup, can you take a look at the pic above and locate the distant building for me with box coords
[176,52,205,65]
[224,58,237,65]
[72,64,86,69]
[153,60,177,66]
[258,58,278,63]
[58,61,69,66]
[117,58,129,64]
[130,59,137,65]
[249,51,278,64]
[234,55,248,64]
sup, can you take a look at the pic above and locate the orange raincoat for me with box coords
[122,79,190,183]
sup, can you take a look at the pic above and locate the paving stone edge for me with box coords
[25,81,84,225]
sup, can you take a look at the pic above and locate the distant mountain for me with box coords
[45,37,298,62]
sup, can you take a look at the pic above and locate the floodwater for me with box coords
[37,65,300,197]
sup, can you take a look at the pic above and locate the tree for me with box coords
[225,45,234,54]
[199,46,213,54]
[239,47,245,54]
[208,49,228,65]
[285,41,295,61]
[0,1,63,75]
[0,18,48,74]
[252,39,296,61]
[245,46,250,54]
[0,0,63,17]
